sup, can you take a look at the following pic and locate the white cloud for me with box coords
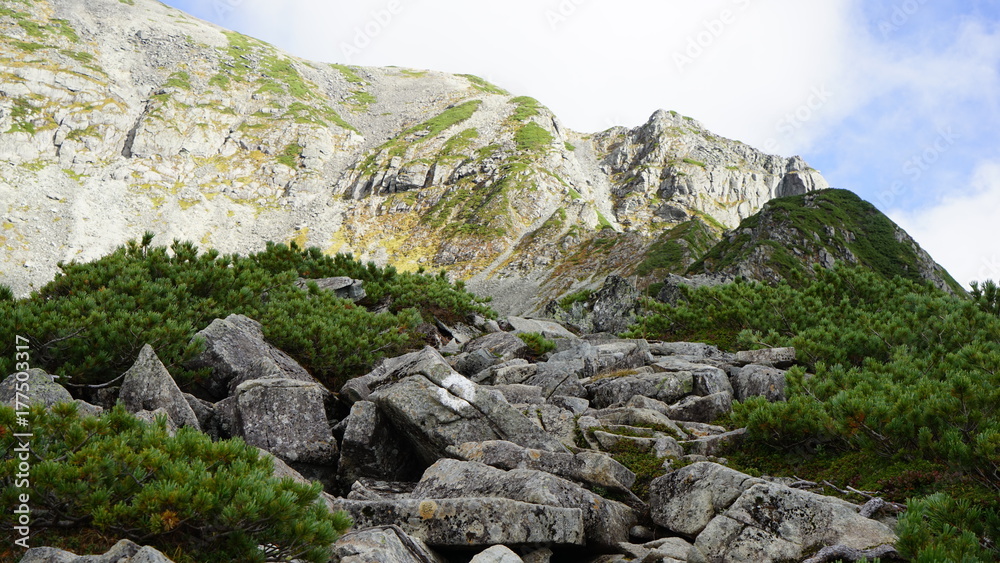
[889,160,1000,288]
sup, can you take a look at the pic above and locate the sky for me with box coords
[163,0,1000,288]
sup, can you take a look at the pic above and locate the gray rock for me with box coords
[1,368,72,409]
[119,345,200,430]
[655,274,734,305]
[591,407,687,439]
[651,357,732,397]
[451,349,500,378]
[232,378,336,465]
[19,539,174,562]
[463,331,531,361]
[491,363,538,385]
[520,403,580,448]
[590,275,641,334]
[548,394,590,414]
[469,545,524,563]
[591,431,683,460]
[368,347,568,462]
[450,440,636,491]
[133,408,179,435]
[507,316,577,340]
[294,276,366,301]
[411,459,636,548]
[735,347,796,367]
[732,364,787,402]
[689,482,898,563]
[587,371,694,408]
[326,497,585,547]
[649,462,763,537]
[338,400,421,484]
[648,341,723,358]
[331,525,445,563]
[682,428,747,456]
[665,392,733,423]
[186,314,317,399]
[529,360,588,398]
[486,383,545,404]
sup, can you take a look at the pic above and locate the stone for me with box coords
[587,371,694,408]
[450,440,636,491]
[338,400,422,484]
[19,539,174,562]
[1,368,72,408]
[492,363,538,385]
[682,428,747,456]
[486,383,545,404]
[231,378,336,465]
[185,314,317,399]
[331,525,446,563]
[119,345,200,430]
[592,431,683,460]
[463,331,531,361]
[548,394,590,414]
[294,276,366,301]
[655,274,734,305]
[649,462,763,537]
[590,275,642,334]
[411,459,636,548]
[507,316,577,340]
[735,347,796,367]
[451,349,501,378]
[591,407,687,439]
[689,482,898,563]
[469,545,524,563]
[648,341,723,358]
[368,347,568,463]
[732,364,787,402]
[651,357,732,396]
[326,497,585,547]
[665,392,733,423]
[133,408,179,435]
[529,360,588,398]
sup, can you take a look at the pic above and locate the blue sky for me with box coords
[162,0,1000,287]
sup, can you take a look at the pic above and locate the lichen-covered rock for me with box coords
[649,462,764,537]
[19,539,174,563]
[665,392,733,423]
[731,364,787,402]
[410,459,636,548]
[325,497,585,547]
[338,400,422,484]
[463,332,531,362]
[507,316,577,340]
[185,315,317,399]
[735,347,796,368]
[231,378,336,465]
[469,545,524,563]
[1,368,72,409]
[450,440,636,491]
[119,345,200,430]
[587,371,694,408]
[331,525,446,563]
[688,482,898,563]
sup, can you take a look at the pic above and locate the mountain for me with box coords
[687,189,964,294]
[0,0,829,312]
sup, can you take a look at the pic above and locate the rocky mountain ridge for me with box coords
[0,0,829,313]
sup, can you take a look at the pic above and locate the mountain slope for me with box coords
[687,189,964,294]
[0,0,830,311]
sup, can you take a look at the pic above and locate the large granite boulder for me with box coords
[650,462,763,537]
[410,459,636,548]
[463,332,531,362]
[19,539,174,562]
[1,368,73,409]
[185,314,317,399]
[338,400,422,484]
[731,364,787,402]
[364,347,568,463]
[587,371,694,408]
[331,525,445,563]
[118,345,200,430]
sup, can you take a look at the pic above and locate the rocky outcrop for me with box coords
[19,539,174,563]
[331,525,446,563]
[119,344,200,430]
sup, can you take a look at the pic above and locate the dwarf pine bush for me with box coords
[0,403,350,562]
[0,235,492,391]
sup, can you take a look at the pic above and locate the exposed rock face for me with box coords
[331,525,446,563]
[19,539,174,563]
[0,0,826,316]
[338,400,422,484]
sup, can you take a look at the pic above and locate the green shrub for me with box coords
[0,403,350,562]
[0,235,492,392]
[558,289,592,311]
[517,332,556,357]
[896,493,999,562]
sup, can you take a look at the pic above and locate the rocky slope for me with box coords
[4,312,902,562]
[0,0,828,312]
[687,189,964,294]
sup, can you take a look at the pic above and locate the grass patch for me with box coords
[459,73,508,95]
[682,157,707,168]
[330,63,365,84]
[276,143,303,168]
[514,121,553,154]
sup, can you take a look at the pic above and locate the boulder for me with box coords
[338,400,422,484]
[19,539,174,562]
[735,347,796,367]
[326,497,585,547]
[530,360,588,398]
[367,347,568,463]
[1,368,73,409]
[590,275,641,334]
[119,345,200,430]
[507,316,577,340]
[519,404,579,448]
[648,341,723,359]
[331,525,446,563]
[649,462,763,537]
[591,408,687,439]
[681,428,747,457]
[410,459,636,548]
[491,362,538,385]
[486,383,545,404]
[655,274,733,305]
[469,545,524,563]
[651,357,732,397]
[185,314,317,399]
[689,482,898,563]
[133,408,179,435]
[587,372,693,408]
[294,276,366,301]
[665,392,733,423]
[732,364,787,402]
[452,349,501,378]
[450,440,636,491]
[463,331,531,361]
[231,378,336,465]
